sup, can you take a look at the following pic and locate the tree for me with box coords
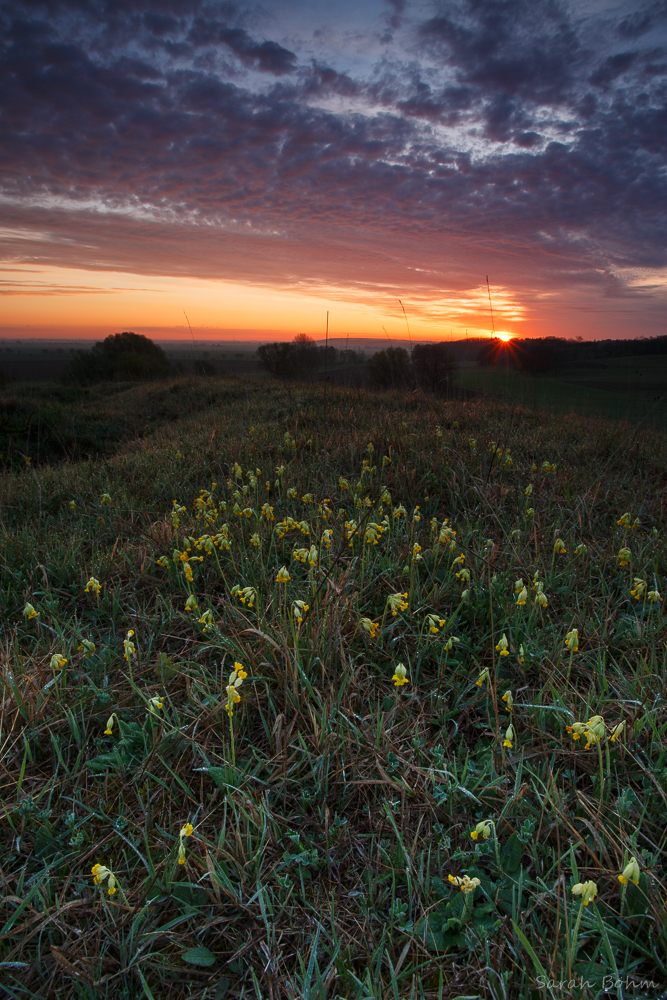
[411,343,457,394]
[366,347,411,389]
[65,332,170,384]
[256,341,295,378]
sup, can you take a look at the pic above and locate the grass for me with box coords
[456,357,667,430]
[1,375,666,1000]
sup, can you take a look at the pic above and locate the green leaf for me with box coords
[182,946,216,967]
[500,833,523,875]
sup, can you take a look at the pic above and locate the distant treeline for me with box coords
[256,334,364,378]
[365,344,457,393]
[479,335,667,374]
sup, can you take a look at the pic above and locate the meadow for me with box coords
[0,376,666,1000]
[455,356,667,430]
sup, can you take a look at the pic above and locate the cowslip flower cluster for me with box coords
[23,602,39,619]
[123,630,136,661]
[276,566,291,583]
[618,547,631,567]
[475,667,490,687]
[571,880,597,905]
[496,633,510,657]
[392,663,409,687]
[426,614,446,635]
[387,592,408,616]
[85,577,101,595]
[554,538,566,554]
[618,857,640,886]
[448,874,481,894]
[564,628,579,652]
[470,820,494,841]
[224,662,248,716]
[92,863,117,895]
[231,585,257,608]
[292,600,309,623]
[566,715,605,750]
[178,823,194,864]
[359,617,379,638]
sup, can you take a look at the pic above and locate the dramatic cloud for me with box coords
[0,0,665,338]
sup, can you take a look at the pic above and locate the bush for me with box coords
[411,343,457,393]
[256,335,321,380]
[366,347,411,389]
[65,332,170,384]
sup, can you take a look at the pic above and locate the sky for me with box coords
[1,0,666,342]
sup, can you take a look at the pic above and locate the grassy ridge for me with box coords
[1,377,666,1000]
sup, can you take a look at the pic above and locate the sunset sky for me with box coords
[1,0,666,342]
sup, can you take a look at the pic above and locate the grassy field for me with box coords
[456,356,667,430]
[1,376,666,999]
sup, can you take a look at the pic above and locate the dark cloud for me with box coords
[0,0,665,330]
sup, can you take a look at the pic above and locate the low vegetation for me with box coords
[1,376,665,999]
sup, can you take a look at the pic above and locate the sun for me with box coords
[496,332,513,342]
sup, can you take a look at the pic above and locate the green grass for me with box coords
[456,357,667,429]
[1,376,666,999]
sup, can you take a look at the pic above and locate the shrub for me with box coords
[65,332,170,384]
[366,347,411,388]
[411,343,457,393]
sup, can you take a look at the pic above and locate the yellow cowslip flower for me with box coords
[123,631,136,661]
[292,600,309,623]
[470,820,494,841]
[308,545,318,566]
[276,566,291,583]
[554,538,566,554]
[185,594,199,612]
[457,567,470,583]
[574,543,588,556]
[359,617,379,638]
[468,437,477,450]
[502,690,513,712]
[198,610,214,631]
[648,589,662,603]
[85,577,101,595]
[632,518,640,530]
[516,586,528,606]
[618,547,631,566]
[100,493,112,504]
[104,713,116,736]
[542,461,556,473]
[241,507,255,519]
[525,484,533,496]
[224,663,247,716]
[412,542,423,562]
[503,723,515,749]
[412,506,421,522]
[514,578,524,593]
[365,522,382,545]
[338,477,350,490]
[392,663,409,687]
[475,667,490,687]
[178,822,194,865]
[91,863,117,895]
[583,715,605,749]
[438,523,456,544]
[297,520,310,536]
[488,440,497,453]
[51,653,67,670]
[148,695,163,714]
[387,592,409,616]
[519,644,525,662]
[184,563,194,583]
[69,501,76,510]
[293,547,309,564]
[534,584,548,607]
[618,857,640,886]
[525,507,535,517]
[444,636,459,651]
[393,504,407,520]
[79,639,96,657]
[461,588,470,601]
[609,720,625,743]
[426,614,446,635]
[565,720,587,742]
[495,633,510,656]
[23,602,39,619]
[261,503,275,521]
[630,578,647,600]
[157,556,170,568]
[321,528,333,549]
[617,512,631,527]
[564,628,578,652]
[302,493,314,503]
[235,585,257,608]
[287,487,297,499]
[247,532,260,549]
[452,552,465,566]
[571,881,597,906]
[448,874,481,894]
